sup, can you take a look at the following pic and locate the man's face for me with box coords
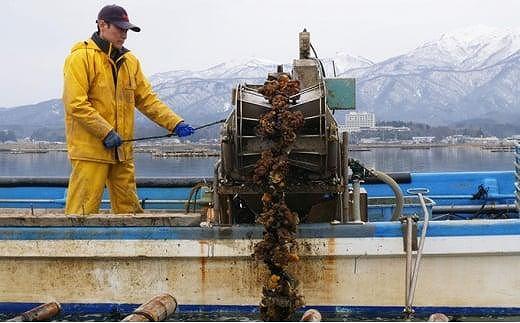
[98,20,127,49]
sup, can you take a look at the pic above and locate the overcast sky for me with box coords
[1,0,520,107]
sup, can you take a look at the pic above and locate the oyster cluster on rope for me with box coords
[253,74,305,321]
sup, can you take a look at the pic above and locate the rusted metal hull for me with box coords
[0,220,519,317]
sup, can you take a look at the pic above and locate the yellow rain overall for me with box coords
[63,37,183,214]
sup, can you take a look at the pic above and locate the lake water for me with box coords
[0,146,515,177]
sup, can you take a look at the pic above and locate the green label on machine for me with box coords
[324,78,356,110]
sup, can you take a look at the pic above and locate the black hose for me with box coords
[122,119,226,143]
[309,43,326,78]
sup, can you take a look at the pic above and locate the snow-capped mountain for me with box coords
[321,52,374,76]
[150,54,373,84]
[149,57,283,85]
[148,54,375,123]
[3,25,520,138]
[421,25,520,70]
[343,25,520,124]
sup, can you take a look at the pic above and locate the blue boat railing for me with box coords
[514,142,520,213]
[0,177,212,210]
[0,172,516,220]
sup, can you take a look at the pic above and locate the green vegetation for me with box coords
[378,121,486,139]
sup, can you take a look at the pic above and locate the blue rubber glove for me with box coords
[174,122,195,137]
[103,130,123,148]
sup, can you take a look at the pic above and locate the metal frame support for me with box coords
[352,179,362,223]
[341,132,349,223]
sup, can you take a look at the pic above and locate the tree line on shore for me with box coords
[0,119,518,143]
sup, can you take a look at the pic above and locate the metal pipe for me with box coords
[0,199,192,205]
[430,193,514,199]
[433,204,517,213]
[299,29,310,59]
[225,195,233,225]
[352,179,361,222]
[122,119,225,143]
[122,294,177,322]
[327,139,339,176]
[118,200,189,204]
[404,217,413,314]
[7,302,60,322]
[407,192,430,310]
[371,170,404,221]
[213,160,222,224]
[341,132,349,223]
[234,85,240,173]
[0,199,65,203]
[0,176,209,187]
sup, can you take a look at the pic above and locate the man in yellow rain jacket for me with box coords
[62,5,194,215]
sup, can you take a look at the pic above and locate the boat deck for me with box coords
[0,210,200,226]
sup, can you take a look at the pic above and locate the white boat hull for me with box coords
[0,220,519,316]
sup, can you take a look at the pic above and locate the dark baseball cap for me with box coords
[97,5,141,32]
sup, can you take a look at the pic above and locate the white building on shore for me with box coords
[412,136,435,143]
[345,112,375,131]
[338,112,410,135]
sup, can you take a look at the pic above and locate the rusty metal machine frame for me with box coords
[215,32,351,225]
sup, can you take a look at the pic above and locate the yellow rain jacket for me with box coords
[63,38,183,163]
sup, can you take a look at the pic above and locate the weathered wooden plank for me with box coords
[0,209,200,226]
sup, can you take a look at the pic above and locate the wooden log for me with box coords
[7,302,60,322]
[428,313,449,322]
[122,294,177,322]
[300,309,322,321]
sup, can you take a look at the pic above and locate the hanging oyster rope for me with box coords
[253,74,305,321]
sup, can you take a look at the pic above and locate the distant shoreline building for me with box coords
[339,112,376,132]
[338,112,410,135]
[412,136,435,144]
